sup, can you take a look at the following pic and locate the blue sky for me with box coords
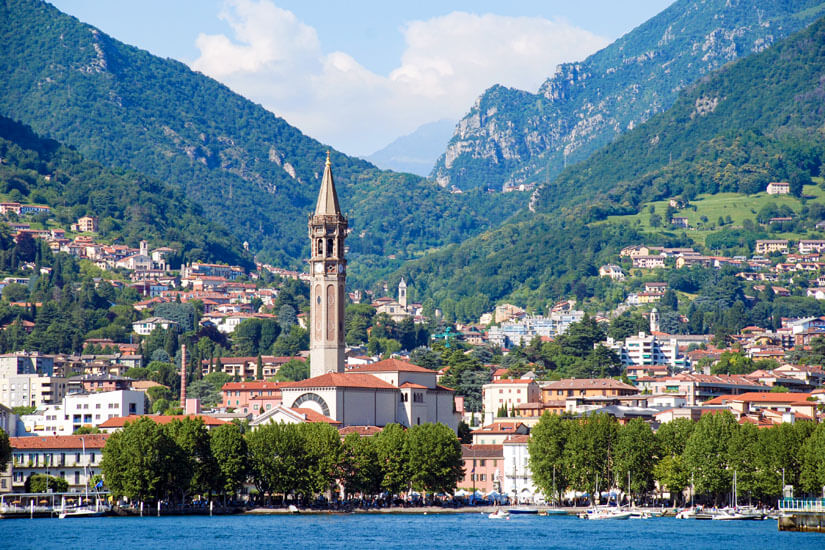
[50,0,675,156]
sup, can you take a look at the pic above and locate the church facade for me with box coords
[277,155,459,431]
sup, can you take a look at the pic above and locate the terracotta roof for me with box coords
[504,435,530,444]
[461,444,504,458]
[222,381,285,391]
[282,372,397,390]
[399,382,428,389]
[130,380,165,390]
[542,378,636,391]
[347,358,434,374]
[471,422,527,435]
[704,392,814,405]
[11,434,109,450]
[338,425,383,437]
[98,414,228,428]
[290,407,341,425]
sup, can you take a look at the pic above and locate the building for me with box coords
[703,392,817,423]
[798,240,825,255]
[0,352,54,376]
[207,356,303,379]
[470,422,529,445]
[671,216,689,228]
[460,444,503,493]
[500,435,540,504]
[0,374,66,409]
[21,390,145,435]
[481,379,541,424]
[249,405,341,428]
[279,359,458,430]
[766,182,790,195]
[308,152,348,379]
[9,434,108,493]
[636,373,769,406]
[221,381,284,415]
[132,316,179,336]
[755,240,789,255]
[72,216,99,233]
[540,379,637,402]
[599,264,625,281]
[632,256,666,269]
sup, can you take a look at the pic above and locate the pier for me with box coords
[777,499,825,532]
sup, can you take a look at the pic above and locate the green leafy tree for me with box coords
[406,423,463,494]
[273,359,309,382]
[340,433,383,498]
[26,474,68,493]
[528,413,570,503]
[563,413,618,504]
[210,423,248,503]
[100,417,186,503]
[374,423,410,495]
[166,417,219,500]
[682,411,739,504]
[614,418,656,500]
[0,428,10,472]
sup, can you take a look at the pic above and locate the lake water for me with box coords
[1,513,823,549]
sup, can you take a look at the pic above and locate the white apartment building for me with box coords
[500,435,541,504]
[487,310,585,347]
[21,390,145,435]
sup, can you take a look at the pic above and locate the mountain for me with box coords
[0,115,251,268]
[400,13,825,318]
[431,0,825,191]
[0,0,524,279]
[365,119,456,177]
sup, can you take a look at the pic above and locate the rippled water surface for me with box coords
[2,513,824,549]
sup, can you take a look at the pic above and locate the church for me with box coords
[275,154,459,432]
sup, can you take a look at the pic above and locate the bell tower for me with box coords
[308,152,347,378]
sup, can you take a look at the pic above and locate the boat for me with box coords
[58,506,106,519]
[489,509,510,519]
[578,507,632,520]
[508,507,538,515]
[539,508,568,516]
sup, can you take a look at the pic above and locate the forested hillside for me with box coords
[0,116,250,267]
[401,14,825,316]
[432,0,825,191]
[0,0,524,278]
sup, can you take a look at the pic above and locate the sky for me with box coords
[50,0,675,157]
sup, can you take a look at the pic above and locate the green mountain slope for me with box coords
[432,0,825,191]
[0,115,251,267]
[0,0,524,276]
[402,15,825,317]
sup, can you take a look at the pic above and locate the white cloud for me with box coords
[192,1,608,156]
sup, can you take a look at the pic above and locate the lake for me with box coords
[1,513,823,549]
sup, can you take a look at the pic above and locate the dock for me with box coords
[777,498,825,532]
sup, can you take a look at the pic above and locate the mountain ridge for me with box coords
[431,0,825,191]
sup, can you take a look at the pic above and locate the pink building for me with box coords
[460,444,503,493]
[221,381,284,414]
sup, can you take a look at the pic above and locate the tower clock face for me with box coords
[338,264,344,273]
[314,263,324,273]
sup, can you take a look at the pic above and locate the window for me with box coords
[75,471,80,484]
[479,460,486,467]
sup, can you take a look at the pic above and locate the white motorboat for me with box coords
[58,506,107,519]
[489,509,510,519]
[578,508,632,520]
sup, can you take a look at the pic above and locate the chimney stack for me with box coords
[180,344,187,404]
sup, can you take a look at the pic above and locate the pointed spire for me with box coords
[314,150,341,217]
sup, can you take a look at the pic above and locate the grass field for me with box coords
[600,182,825,246]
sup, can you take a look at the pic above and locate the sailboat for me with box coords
[59,438,107,519]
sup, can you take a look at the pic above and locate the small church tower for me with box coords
[650,307,660,333]
[398,278,407,309]
[308,152,348,378]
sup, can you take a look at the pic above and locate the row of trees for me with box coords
[100,418,463,505]
[529,411,825,506]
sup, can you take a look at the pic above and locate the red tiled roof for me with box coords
[704,392,814,405]
[282,372,397,390]
[347,358,434,374]
[504,435,530,444]
[461,444,504,458]
[399,382,428,389]
[11,434,109,450]
[221,381,285,391]
[471,422,527,434]
[542,378,636,391]
[290,407,341,425]
[98,415,228,428]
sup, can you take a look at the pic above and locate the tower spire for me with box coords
[314,150,341,217]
